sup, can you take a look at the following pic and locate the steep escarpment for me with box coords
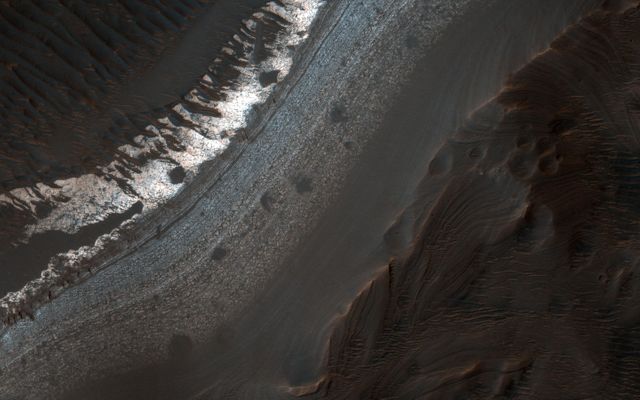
[0,0,275,192]
[0,0,321,322]
[0,0,288,248]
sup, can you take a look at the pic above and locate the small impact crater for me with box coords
[259,70,280,87]
[292,175,313,194]
[329,102,348,123]
[260,192,274,211]
[211,247,228,261]
[168,166,186,184]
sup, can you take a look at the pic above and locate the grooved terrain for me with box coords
[311,5,640,399]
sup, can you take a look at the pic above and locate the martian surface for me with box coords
[2,1,640,399]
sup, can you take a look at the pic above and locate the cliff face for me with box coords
[0,0,297,300]
[0,0,270,193]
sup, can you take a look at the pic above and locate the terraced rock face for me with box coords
[0,0,322,315]
[0,0,257,192]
